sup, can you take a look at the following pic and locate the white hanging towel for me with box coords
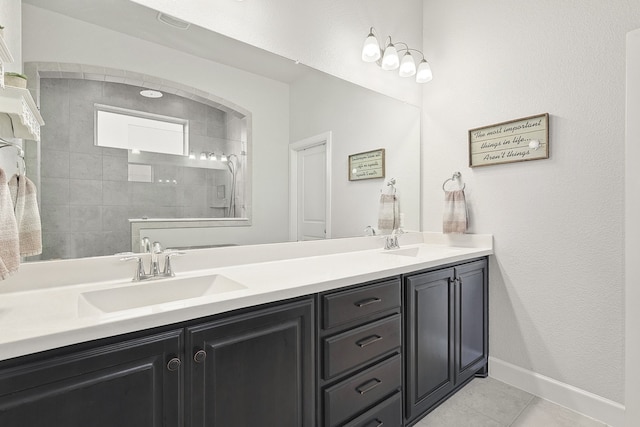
[443,189,468,234]
[0,168,20,279]
[8,174,43,256]
[378,193,399,231]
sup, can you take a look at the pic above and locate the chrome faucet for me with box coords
[118,241,185,281]
[140,237,151,254]
[150,241,163,276]
[383,228,403,250]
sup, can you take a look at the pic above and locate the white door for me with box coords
[289,132,332,242]
[297,143,326,241]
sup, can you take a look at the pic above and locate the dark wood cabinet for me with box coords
[0,256,488,427]
[404,258,488,423]
[318,277,403,427]
[186,298,315,427]
[0,330,183,427]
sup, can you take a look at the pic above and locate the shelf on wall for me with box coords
[0,86,44,141]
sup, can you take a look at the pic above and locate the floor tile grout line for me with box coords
[507,394,537,426]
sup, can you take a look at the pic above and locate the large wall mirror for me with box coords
[21,0,421,261]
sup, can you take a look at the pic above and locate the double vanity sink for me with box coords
[0,232,493,426]
[0,232,492,362]
[79,244,459,315]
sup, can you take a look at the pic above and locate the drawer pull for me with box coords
[364,420,383,427]
[356,378,381,395]
[356,335,383,348]
[354,297,382,308]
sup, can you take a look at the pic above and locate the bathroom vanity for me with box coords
[0,233,491,426]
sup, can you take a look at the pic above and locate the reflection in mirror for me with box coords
[21,0,421,262]
[26,68,249,260]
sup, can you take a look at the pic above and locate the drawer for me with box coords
[343,391,402,427]
[324,354,401,427]
[323,314,401,380]
[323,279,400,329]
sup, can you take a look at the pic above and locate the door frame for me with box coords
[289,131,332,241]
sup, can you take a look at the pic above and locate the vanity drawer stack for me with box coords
[318,277,403,427]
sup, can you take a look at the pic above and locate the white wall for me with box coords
[625,28,640,427]
[0,0,22,175]
[0,0,21,73]
[130,0,424,106]
[21,4,291,246]
[422,0,640,420]
[290,70,421,237]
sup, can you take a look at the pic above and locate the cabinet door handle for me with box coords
[354,297,382,308]
[364,420,383,427]
[166,357,182,371]
[355,378,381,395]
[356,335,382,348]
[193,349,207,363]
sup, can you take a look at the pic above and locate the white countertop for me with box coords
[0,232,492,362]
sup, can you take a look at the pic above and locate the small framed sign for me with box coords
[349,148,385,181]
[469,113,549,167]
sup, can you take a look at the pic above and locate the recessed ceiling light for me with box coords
[140,89,163,98]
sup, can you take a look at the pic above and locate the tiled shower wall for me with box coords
[36,78,242,260]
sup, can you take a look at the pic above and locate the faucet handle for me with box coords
[163,250,186,277]
[119,254,147,282]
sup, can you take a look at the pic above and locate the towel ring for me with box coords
[442,172,465,191]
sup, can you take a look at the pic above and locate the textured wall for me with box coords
[422,0,640,403]
[625,29,640,423]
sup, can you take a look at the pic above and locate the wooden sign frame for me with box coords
[469,113,549,167]
[348,148,385,181]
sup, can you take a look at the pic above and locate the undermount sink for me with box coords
[383,247,421,257]
[78,274,247,315]
[382,245,466,258]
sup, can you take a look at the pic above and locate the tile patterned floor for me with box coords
[414,377,608,427]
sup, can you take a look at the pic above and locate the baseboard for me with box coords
[489,357,625,427]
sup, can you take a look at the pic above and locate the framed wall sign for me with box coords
[469,113,549,167]
[349,148,385,181]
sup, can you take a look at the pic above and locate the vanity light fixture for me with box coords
[188,151,196,159]
[361,27,433,83]
[199,152,207,160]
[209,152,217,161]
[220,153,228,162]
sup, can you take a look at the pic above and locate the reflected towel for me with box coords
[0,169,19,279]
[8,174,42,257]
[443,189,468,234]
[378,193,399,231]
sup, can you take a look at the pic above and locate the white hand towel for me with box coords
[443,189,468,234]
[8,174,43,257]
[0,168,20,279]
[378,193,399,231]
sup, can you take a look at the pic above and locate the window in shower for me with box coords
[94,104,189,155]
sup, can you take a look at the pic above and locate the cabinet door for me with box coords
[0,330,183,427]
[186,299,314,427]
[455,259,488,384]
[405,268,455,421]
